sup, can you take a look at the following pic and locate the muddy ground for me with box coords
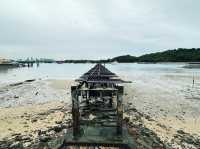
[0,78,199,149]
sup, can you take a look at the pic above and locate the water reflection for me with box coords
[0,66,17,74]
[0,63,199,85]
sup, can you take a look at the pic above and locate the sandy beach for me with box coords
[123,70,200,148]
[0,69,200,148]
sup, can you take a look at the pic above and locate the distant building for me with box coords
[0,58,11,64]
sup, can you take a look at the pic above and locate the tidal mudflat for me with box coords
[124,68,200,148]
[0,63,199,148]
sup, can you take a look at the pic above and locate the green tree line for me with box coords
[111,48,200,63]
[62,48,200,63]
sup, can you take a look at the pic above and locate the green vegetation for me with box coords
[16,48,200,64]
[137,48,200,62]
[63,59,112,63]
[111,48,200,63]
[62,48,200,63]
[111,55,138,63]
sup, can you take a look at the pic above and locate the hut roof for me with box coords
[76,63,127,83]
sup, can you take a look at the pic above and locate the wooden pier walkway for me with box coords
[60,64,135,148]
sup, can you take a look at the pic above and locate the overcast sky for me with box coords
[0,0,200,59]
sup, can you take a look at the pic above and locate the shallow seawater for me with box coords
[0,63,200,85]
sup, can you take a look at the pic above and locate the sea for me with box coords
[0,63,199,85]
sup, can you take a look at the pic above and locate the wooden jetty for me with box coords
[61,64,135,148]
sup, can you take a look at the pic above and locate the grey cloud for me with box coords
[0,0,200,59]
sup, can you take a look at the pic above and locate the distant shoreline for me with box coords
[2,48,200,64]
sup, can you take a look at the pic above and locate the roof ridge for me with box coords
[75,63,129,83]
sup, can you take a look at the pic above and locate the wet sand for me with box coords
[0,74,199,148]
[0,101,67,140]
[123,71,200,148]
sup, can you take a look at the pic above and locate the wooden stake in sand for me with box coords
[192,73,195,87]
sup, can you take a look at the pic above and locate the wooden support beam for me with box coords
[80,107,117,112]
[60,141,131,149]
[71,86,80,137]
[117,93,123,135]
[86,90,89,105]
[109,95,113,107]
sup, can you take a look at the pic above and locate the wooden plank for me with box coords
[60,141,130,148]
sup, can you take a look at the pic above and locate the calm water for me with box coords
[0,63,199,85]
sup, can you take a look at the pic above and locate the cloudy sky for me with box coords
[0,0,200,59]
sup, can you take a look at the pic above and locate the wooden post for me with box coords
[109,97,113,107]
[86,90,89,105]
[109,92,114,107]
[100,91,102,99]
[117,93,123,135]
[116,86,124,135]
[71,86,80,137]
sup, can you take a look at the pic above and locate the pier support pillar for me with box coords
[86,90,89,105]
[116,86,124,135]
[117,94,123,135]
[71,86,80,137]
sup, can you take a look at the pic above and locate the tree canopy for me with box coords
[61,48,200,63]
[111,48,200,63]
